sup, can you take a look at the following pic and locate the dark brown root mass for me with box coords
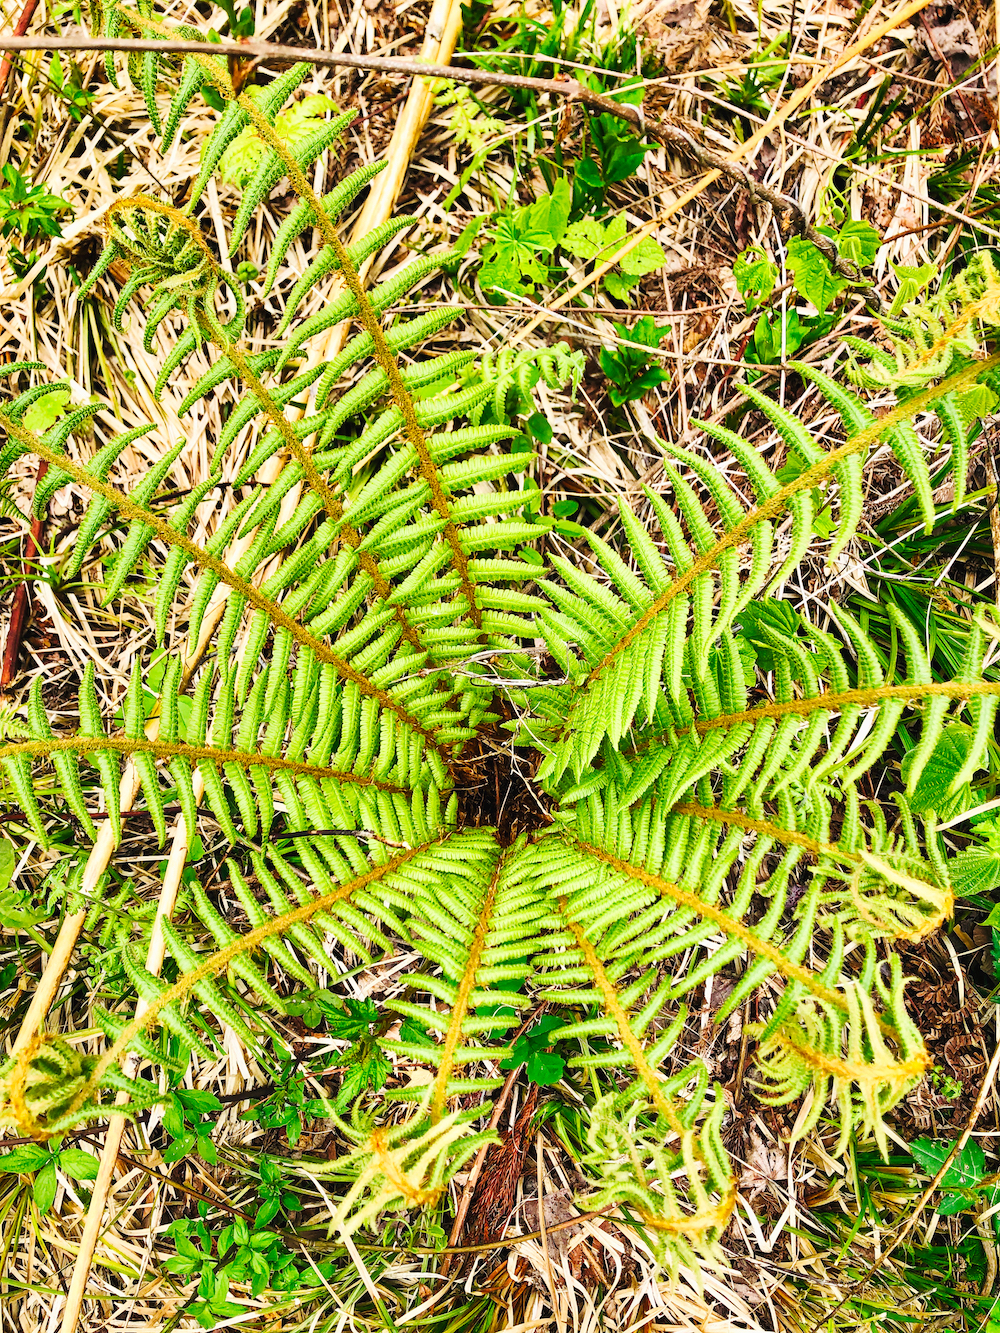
[451,718,553,846]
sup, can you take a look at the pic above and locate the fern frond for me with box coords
[263,160,388,296]
[302,1100,494,1241]
[578,1087,734,1268]
[382,834,549,1115]
[228,109,357,254]
[752,957,926,1157]
[9,20,1000,1267]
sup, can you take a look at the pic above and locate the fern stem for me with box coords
[0,736,411,791]
[670,801,862,863]
[216,292,432,654]
[197,306,422,640]
[693,679,1000,734]
[562,901,740,1239]
[429,854,503,1123]
[0,413,446,753]
[775,1012,928,1088]
[113,194,431,654]
[67,841,441,1114]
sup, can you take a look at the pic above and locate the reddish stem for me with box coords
[0,0,40,103]
[1,459,48,691]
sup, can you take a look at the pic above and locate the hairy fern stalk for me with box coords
[2,21,1000,1271]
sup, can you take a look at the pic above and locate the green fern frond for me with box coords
[302,1099,495,1241]
[228,109,357,254]
[7,19,1000,1269]
[263,160,388,296]
[752,957,926,1157]
[578,1086,734,1268]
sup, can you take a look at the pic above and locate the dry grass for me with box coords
[3,0,1000,1327]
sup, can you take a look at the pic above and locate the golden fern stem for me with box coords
[775,1011,928,1090]
[671,801,859,863]
[0,414,442,750]
[429,855,503,1123]
[694,678,1000,733]
[105,10,482,639]
[107,194,347,527]
[0,736,409,791]
[104,195,430,651]
[65,841,440,1116]
[8,451,297,1062]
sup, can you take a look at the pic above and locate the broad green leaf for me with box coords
[33,1159,57,1212]
[0,886,49,932]
[561,217,605,260]
[936,1191,973,1215]
[334,1046,390,1110]
[903,725,980,816]
[619,234,665,278]
[0,1144,50,1172]
[734,598,802,673]
[604,270,642,303]
[525,1048,565,1085]
[837,220,880,267]
[0,837,13,891]
[58,1148,100,1180]
[734,245,778,311]
[958,383,998,423]
[603,214,627,248]
[954,848,1000,897]
[517,177,571,248]
[911,1137,985,1191]
[217,91,339,188]
[23,389,70,433]
[786,236,848,312]
[889,261,937,315]
[176,1088,223,1114]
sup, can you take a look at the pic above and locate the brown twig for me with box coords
[1,32,871,284]
[1,460,47,692]
[440,1004,548,1276]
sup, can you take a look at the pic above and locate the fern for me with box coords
[2,10,1000,1279]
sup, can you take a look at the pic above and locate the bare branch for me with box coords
[1,30,867,283]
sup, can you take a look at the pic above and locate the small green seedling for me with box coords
[0,835,50,951]
[734,218,880,370]
[479,180,572,298]
[0,163,73,280]
[216,92,338,188]
[0,1141,100,1212]
[561,213,665,304]
[241,998,393,1150]
[599,316,670,406]
[162,1088,223,1165]
[501,1014,566,1085]
[48,54,96,122]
